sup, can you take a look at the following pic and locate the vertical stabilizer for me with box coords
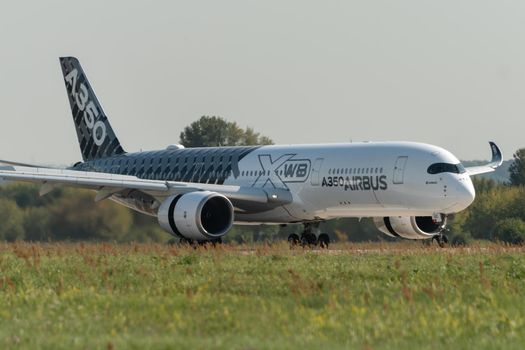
[60,57,125,161]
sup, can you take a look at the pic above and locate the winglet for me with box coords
[465,141,503,176]
[488,141,503,169]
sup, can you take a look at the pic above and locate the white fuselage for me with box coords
[220,142,475,224]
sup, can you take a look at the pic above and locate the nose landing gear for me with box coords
[432,233,449,248]
[288,222,330,248]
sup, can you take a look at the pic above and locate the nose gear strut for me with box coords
[432,219,449,248]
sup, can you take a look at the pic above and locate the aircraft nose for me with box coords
[453,177,475,211]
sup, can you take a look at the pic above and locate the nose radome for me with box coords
[456,177,475,210]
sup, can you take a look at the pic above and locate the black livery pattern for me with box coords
[60,57,125,162]
[74,146,259,185]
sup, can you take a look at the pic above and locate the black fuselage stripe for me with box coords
[384,217,401,237]
[75,146,261,185]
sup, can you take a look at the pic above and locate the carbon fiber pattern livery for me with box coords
[60,57,125,162]
[75,146,259,185]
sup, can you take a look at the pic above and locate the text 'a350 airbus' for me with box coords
[0,57,503,247]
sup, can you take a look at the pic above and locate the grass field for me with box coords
[0,242,524,349]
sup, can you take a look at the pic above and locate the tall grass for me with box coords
[0,242,524,349]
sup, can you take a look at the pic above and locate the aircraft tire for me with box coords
[301,233,317,246]
[288,234,300,246]
[317,233,330,248]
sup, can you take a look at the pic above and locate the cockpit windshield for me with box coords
[427,163,466,175]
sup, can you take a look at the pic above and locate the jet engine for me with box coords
[158,191,234,241]
[373,216,447,240]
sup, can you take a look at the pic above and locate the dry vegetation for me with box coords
[0,242,524,349]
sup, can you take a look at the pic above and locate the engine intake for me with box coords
[373,216,447,240]
[158,191,234,241]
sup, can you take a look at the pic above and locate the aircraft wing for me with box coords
[0,159,53,168]
[465,142,503,176]
[0,165,292,207]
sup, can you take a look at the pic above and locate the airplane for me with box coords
[0,57,502,247]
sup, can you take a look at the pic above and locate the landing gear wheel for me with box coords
[301,233,317,247]
[317,233,330,248]
[432,234,449,248]
[288,234,300,246]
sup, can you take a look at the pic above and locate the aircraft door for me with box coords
[393,156,408,184]
[310,158,324,186]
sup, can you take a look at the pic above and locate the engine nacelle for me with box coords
[158,191,234,241]
[373,216,447,240]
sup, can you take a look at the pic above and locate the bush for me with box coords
[492,218,525,244]
[449,231,472,246]
[48,189,133,241]
[24,207,52,241]
[0,198,25,241]
[0,182,62,208]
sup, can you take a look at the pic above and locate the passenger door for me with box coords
[393,156,408,184]
[310,158,324,186]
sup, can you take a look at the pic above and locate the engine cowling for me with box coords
[373,216,447,240]
[158,191,234,241]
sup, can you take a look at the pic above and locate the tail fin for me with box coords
[59,57,125,161]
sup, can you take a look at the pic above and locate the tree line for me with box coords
[1,116,524,244]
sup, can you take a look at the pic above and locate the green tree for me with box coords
[0,182,63,208]
[241,127,273,146]
[23,207,52,241]
[509,148,525,186]
[462,186,514,240]
[48,189,133,241]
[0,198,25,241]
[492,218,525,244]
[179,116,273,147]
[472,177,497,194]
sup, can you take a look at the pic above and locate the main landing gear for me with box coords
[288,222,330,248]
[432,233,449,248]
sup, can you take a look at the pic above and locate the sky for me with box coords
[0,0,524,164]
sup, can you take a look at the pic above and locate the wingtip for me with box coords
[488,141,503,167]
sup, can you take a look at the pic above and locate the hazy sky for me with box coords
[0,0,524,164]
